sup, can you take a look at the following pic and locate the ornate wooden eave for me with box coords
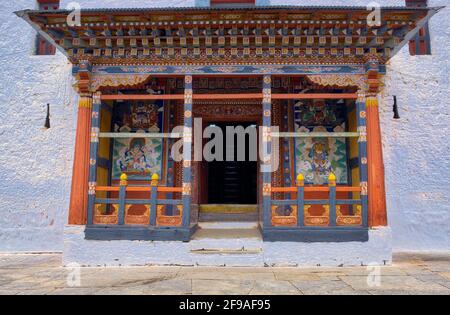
[16,5,442,67]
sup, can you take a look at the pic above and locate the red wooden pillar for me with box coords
[364,58,388,227]
[366,95,387,227]
[68,96,92,224]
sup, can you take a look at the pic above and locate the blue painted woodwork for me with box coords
[149,185,158,226]
[357,93,369,227]
[87,93,101,226]
[329,184,337,227]
[262,227,369,242]
[85,226,198,242]
[262,74,272,228]
[182,75,193,228]
[90,64,371,76]
[297,185,305,227]
[118,184,126,225]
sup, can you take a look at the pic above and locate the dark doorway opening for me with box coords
[207,122,258,204]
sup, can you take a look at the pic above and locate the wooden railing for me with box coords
[92,173,184,227]
[270,173,368,228]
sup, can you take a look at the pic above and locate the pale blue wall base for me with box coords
[64,225,392,267]
[195,0,209,7]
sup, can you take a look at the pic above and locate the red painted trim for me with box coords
[272,186,355,193]
[271,187,296,193]
[96,186,183,193]
[68,106,91,225]
[366,104,388,227]
[272,93,357,100]
[158,187,183,193]
[96,186,120,192]
[304,187,330,193]
[101,93,357,101]
[336,187,361,192]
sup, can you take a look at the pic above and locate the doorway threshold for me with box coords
[199,204,258,213]
[199,204,259,222]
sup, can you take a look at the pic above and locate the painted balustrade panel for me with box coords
[270,95,368,229]
[270,178,364,228]
[92,177,184,228]
[271,201,363,227]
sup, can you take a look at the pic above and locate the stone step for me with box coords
[192,227,262,240]
[199,204,258,214]
[190,225,263,254]
[198,221,259,230]
[199,212,259,222]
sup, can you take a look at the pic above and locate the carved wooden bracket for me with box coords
[193,102,262,118]
[306,74,366,90]
[90,74,152,92]
[365,56,383,94]
[75,60,92,95]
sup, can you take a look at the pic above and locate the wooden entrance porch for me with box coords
[16,3,440,243]
[80,71,380,242]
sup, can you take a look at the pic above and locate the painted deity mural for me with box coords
[111,97,164,180]
[294,99,349,185]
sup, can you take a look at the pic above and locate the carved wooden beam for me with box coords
[74,60,93,95]
[306,74,365,90]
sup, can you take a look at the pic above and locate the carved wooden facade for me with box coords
[16,4,442,242]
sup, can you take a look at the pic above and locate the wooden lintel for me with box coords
[194,94,262,100]
[101,93,357,101]
[272,93,357,100]
[101,95,184,101]
[273,132,359,138]
[271,186,361,193]
[99,132,182,139]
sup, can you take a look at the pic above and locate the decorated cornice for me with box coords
[306,74,366,90]
[16,6,442,67]
[91,64,367,75]
[89,64,370,91]
[193,103,262,117]
[91,74,150,91]
[74,59,92,95]
[87,63,384,91]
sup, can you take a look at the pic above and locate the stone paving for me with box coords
[0,252,449,295]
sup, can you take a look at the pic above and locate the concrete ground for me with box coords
[0,252,449,295]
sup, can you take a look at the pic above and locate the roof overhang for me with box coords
[15,5,443,66]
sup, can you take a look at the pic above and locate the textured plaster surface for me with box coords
[0,0,448,253]
[64,225,392,267]
[376,0,449,251]
[0,0,76,251]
